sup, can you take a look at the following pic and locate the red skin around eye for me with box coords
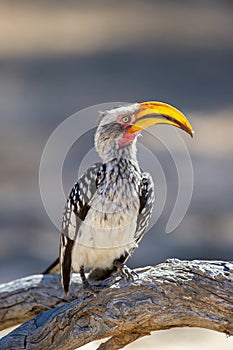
[117,115,136,147]
[116,115,132,128]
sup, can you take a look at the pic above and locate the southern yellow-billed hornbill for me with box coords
[45,101,193,294]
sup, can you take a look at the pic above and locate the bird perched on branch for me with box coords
[45,101,193,294]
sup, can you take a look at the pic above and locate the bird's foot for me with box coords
[113,260,138,282]
[83,279,96,295]
[80,265,96,297]
[83,285,97,299]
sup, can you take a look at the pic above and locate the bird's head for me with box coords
[95,101,194,162]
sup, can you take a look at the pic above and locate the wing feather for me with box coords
[133,172,155,245]
[60,163,106,293]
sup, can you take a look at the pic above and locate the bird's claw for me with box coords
[124,268,138,282]
[113,260,138,282]
[80,265,97,297]
[83,280,97,297]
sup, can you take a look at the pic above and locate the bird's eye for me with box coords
[121,116,130,123]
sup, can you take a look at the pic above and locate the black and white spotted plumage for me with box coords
[45,104,155,294]
[135,174,154,244]
[44,101,193,293]
[59,159,154,293]
[59,163,106,293]
[61,163,105,240]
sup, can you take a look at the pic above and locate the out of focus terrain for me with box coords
[0,1,233,348]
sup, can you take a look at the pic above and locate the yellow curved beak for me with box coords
[128,101,194,137]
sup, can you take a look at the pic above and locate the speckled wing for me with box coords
[60,163,106,293]
[134,172,155,245]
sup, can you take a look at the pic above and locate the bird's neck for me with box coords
[101,140,139,168]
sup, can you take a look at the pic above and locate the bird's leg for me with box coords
[113,259,138,282]
[79,265,95,294]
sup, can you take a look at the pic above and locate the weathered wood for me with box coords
[0,274,82,331]
[0,259,233,350]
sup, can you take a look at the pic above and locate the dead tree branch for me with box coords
[0,259,233,350]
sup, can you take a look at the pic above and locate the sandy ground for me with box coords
[0,1,232,58]
[1,327,233,349]
[81,329,233,350]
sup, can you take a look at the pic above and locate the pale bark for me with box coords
[0,259,233,349]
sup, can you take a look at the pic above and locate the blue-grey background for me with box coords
[1,1,233,283]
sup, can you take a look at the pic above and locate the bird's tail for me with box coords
[43,257,60,274]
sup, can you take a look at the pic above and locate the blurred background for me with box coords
[0,0,233,348]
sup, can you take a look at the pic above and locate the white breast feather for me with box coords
[72,176,140,271]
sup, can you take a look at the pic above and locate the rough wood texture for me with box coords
[0,259,233,350]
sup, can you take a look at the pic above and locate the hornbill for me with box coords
[45,101,193,294]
